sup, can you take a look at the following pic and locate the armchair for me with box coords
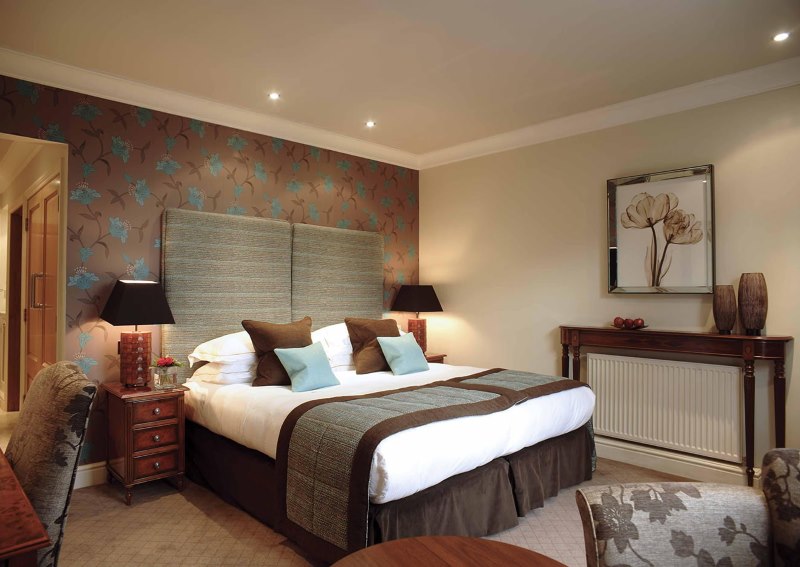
[576,449,800,566]
[5,362,97,567]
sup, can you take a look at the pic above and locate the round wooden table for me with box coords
[333,536,567,566]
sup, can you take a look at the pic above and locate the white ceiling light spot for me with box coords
[365,120,376,128]
[774,32,790,42]
[268,92,281,100]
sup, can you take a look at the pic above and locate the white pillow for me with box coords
[310,321,407,371]
[191,362,254,384]
[188,331,255,365]
[311,323,354,370]
[192,356,256,373]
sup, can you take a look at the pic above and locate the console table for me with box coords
[559,325,793,486]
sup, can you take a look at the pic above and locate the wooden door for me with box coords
[25,177,59,394]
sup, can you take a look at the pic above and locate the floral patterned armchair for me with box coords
[576,449,800,566]
[5,362,97,567]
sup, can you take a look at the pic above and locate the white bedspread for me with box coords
[184,364,595,504]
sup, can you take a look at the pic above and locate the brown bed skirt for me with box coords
[186,420,593,561]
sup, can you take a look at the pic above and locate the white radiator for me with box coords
[587,354,742,463]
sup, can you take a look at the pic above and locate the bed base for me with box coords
[186,420,593,563]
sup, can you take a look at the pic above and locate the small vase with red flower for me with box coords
[151,356,182,390]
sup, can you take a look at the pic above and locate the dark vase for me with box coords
[712,285,736,335]
[738,273,768,336]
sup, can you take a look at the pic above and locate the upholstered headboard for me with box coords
[291,223,383,329]
[160,209,383,382]
[161,209,292,383]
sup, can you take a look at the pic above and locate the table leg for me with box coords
[572,345,581,382]
[744,359,755,487]
[775,359,786,448]
[561,344,569,378]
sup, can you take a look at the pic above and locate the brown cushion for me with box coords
[345,317,400,374]
[242,317,312,386]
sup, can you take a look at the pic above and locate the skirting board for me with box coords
[74,461,107,490]
[596,436,759,487]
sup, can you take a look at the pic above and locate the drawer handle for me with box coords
[153,461,161,471]
[153,407,161,416]
[152,434,161,443]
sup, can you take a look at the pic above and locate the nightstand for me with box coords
[425,353,447,364]
[103,382,186,505]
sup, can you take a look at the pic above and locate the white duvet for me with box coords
[184,364,595,504]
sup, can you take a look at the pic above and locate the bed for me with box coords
[160,209,595,563]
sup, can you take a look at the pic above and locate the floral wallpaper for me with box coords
[0,75,419,462]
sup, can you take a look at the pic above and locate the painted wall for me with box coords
[420,85,800,464]
[0,74,419,461]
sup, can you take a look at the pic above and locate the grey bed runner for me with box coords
[275,368,588,560]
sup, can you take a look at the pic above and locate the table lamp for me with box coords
[391,284,443,353]
[100,280,175,387]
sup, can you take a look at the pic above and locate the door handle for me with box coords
[30,273,45,308]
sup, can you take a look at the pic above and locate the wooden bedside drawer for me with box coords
[103,383,186,505]
[133,423,178,452]
[132,397,179,424]
[133,450,179,481]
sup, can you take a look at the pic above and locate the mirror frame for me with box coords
[608,164,715,294]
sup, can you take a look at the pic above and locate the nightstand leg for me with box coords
[106,470,113,484]
[125,489,133,506]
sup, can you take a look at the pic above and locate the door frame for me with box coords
[7,207,22,411]
[6,152,68,406]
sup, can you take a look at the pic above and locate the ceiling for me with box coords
[0,0,798,162]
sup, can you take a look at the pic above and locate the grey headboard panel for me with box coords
[161,209,291,383]
[291,223,383,329]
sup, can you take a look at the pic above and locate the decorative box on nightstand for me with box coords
[425,353,447,364]
[102,382,186,505]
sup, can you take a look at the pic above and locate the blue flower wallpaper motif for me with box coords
[0,75,419,461]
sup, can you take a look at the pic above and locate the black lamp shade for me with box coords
[100,280,175,326]
[391,285,443,314]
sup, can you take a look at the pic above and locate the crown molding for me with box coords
[418,56,800,169]
[2,48,798,172]
[0,48,420,169]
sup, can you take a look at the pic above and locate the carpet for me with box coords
[59,458,684,566]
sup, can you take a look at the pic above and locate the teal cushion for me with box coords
[377,333,430,375]
[274,342,340,392]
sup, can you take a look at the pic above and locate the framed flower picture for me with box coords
[608,165,714,294]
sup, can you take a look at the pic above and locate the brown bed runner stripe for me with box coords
[276,368,589,560]
[450,368,589,398]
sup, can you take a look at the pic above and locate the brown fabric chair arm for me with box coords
[576,482,770,566]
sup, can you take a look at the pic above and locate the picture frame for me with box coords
[608,165,714,294]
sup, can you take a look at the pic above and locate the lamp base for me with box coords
[119,331,152,388]
[407,318,427,353]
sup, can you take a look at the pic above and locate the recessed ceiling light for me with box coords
[365,120,376,128]
[268,92,281,100]
[773,32,790,42]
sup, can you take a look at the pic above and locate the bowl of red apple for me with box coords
[612,316,647,330]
